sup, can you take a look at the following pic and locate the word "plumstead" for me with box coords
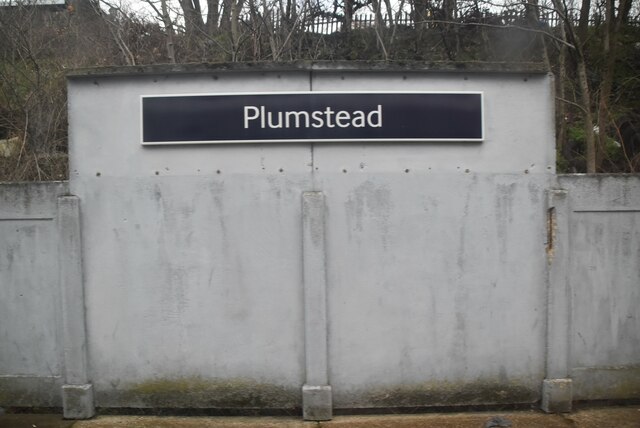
[243,105,383,129]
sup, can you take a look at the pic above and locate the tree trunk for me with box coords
[383,0,394,26]
[247,0,260,58]
[261,0,279,59]
[552,0,596,172]
[441,0,458,59]
[179,0,205,36]
[343,0,354,32]
[371,0,388,59]
[219,0,233,33]
[525,0,539,25]
[557,22,568,166]
[411,0,430,30]
[207,0,221,34]
[620,0,632,23]
[578,60,597,173]
[161,0,176,63]
[229,0,245,61]
[578,0,590,42]
[596,0,629,169]
[372,0,384,30]
[443,0,455,21]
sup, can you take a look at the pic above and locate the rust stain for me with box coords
[546,207,556,264]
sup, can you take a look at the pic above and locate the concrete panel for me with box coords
[67,70,315,407]
[559,174,640,211]
[0,182,68,218]
[0,220,60,375]
[559,175,640,400]
[0,182,68,407]
[541,189,572,413]
[571,367,640,400]
[302,192,329,387]
[311,72,555,175]
[67,71,312,181]
[308,70,555,407]
[302,192,332,420]
[544,189,571,380]
[58,196,90,386]
[569,210,640,367]
[0,376,63,407]
[542,378,572,413]
[72,175,310,408]
[58,196,95,418]
[318,172,551,407]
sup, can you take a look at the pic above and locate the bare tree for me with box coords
[551,0,598,172]
[142,0,177,62]
[595,0,630,169]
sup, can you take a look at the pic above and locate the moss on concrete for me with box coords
[335,378,539,409]
[99,377,300,409]
[572,366,640,400]
[67,60,548,79]
[0,376,63,408]
[96,376,542,410]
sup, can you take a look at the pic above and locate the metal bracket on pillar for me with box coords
[58,196,95,419]
[301,192,332,421]
[542,189,572,413]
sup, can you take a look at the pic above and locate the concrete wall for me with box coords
[63,66,556,411]
[0,64,638,415]
[0,182,68,407]
[324,174,550,408]
[68,70,313,409]
[559,175,640,401]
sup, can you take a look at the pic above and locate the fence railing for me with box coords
[240,10,638,34]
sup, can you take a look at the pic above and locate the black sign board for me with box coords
[141,92,483,144]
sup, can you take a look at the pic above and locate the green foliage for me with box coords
[556,149,570,173]
[568,125,586,145]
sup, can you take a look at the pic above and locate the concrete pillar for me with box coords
[57,196,95,419]
[541,189,572,413]
[301,192,332,421]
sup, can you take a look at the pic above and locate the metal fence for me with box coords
[241,10,638,34]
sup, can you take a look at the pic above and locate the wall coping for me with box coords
[67,61,548,79]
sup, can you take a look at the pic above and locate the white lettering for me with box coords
[335,111,350,128]
[311,111,324,128]
[267,111,283,128]
[244,106,260,129]
[352,111,365,128]
[242,104,383,130]
[367,105,382,128]
[324,107,335,128]
[285,111,310,128]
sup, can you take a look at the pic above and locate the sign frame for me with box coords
[140,91,485,145]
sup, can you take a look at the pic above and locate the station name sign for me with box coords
[141,92,483,144]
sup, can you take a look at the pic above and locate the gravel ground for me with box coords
[0,406,638,428]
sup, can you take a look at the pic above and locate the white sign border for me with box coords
[140,91,485,145]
